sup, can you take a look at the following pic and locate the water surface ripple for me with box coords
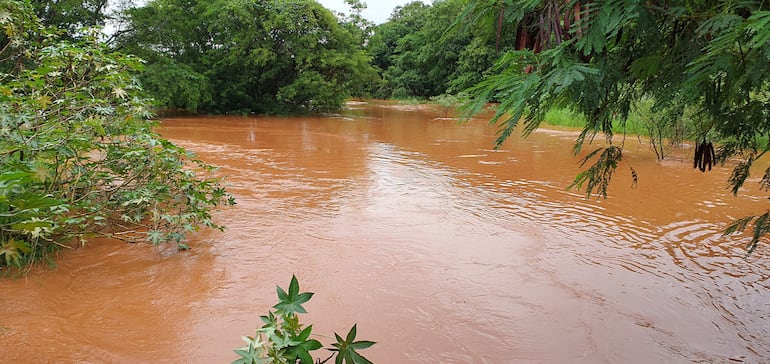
[2,102,769,363]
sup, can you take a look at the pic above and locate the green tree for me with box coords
[335,0,383,97]
[368,0,503,99]
[462,1,770,252]
[368,2,430,77]
[370,0,474,99]
[335,0,374,46]
[138,58,212,113]
[446,36,498,94]
[29,0,110,35]
[445,0,521,93]
[0,1,233,270]
[117,0,378,114]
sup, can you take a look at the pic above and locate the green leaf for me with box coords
[568,146,624,199]
[11,194,65,210]
[11,219,53,232]
[231,340,269,364]
[329,324,376,364]
[296,325,313,342]
[746,11,770,48]
[349,341,376,351]
[286,333,322,364]
[724,215,756,236]
[345,324,357,343]
[147,230,165,244]
[273,275,314,316]
[630,55,662,78]
[269,330,298,350]
[349,350,373,364]
[260,312,277,328]
[0,239,32,267]
[748,212,770,255]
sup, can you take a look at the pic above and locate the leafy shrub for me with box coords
[0,3,233,270]
[430,93,461,117]
[234,275,376,364]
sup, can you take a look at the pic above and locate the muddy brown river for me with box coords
[3,102,769,363]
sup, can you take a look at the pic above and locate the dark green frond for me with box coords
[568,146,624,199]
[724,215,757,236]
[728,155,754,195]
[748,211,770,255]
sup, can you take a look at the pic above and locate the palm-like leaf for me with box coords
[329,324,376,364]
[274,275,314,316]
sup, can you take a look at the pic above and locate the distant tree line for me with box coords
[12,0,770,251]
[112,0,378,114]
[26,0,509,112]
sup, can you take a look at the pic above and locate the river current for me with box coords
[2,101,769,363]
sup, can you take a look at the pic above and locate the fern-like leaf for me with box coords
[724,215,756,236]
[568,146,624,199]
[728,155,754,195]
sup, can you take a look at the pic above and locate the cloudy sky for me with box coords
[317,0,430,24]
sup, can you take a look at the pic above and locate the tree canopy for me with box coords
[368,0,501,99]
[116,0,378,114]
[29,0,109,34]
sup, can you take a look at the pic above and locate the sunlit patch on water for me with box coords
[456,154,486,158]
[478,160,504,165]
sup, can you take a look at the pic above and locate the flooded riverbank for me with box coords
[2,101,768,362]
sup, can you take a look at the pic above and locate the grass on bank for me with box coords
[422,94,671,138]
[543,107,652,137]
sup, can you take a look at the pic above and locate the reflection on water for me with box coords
[2,101,769,363]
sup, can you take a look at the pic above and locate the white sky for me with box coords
[317,0,431,24]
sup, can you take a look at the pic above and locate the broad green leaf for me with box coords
[0,239,32,267]
[11,195,65,210]
[330,324,376,364]
[273,275,314,315]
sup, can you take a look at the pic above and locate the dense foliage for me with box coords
[369,0,500,99]
[458,1,770,252]
[0,0,233,270]
[234,275,375,364]
[29,0,109,35]
[5,0,769,264]
[116,0,378,114]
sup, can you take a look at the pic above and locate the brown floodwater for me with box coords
[2,101,769,363]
